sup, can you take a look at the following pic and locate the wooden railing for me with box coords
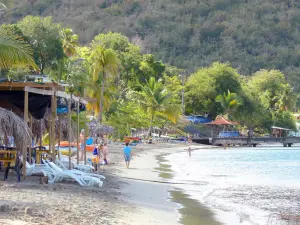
[195,136,300,146]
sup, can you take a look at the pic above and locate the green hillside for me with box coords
[2,0,300,89]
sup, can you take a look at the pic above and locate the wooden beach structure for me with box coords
[0,80,88,180]
[271,126,293,138]
[205,116,239,137]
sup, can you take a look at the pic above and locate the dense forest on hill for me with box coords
[1,0,300,90]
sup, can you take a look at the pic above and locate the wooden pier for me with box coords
[192,137,300,147]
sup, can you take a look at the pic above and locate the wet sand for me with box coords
[108,143,222,225]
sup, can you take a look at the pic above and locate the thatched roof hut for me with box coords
[0,107,31,150]
[88,118,114,136]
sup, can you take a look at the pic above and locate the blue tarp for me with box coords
[219,131,239,137]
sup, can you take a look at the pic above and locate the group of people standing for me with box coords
[92,143,108,171]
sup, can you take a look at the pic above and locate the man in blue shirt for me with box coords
[123,143,132,168]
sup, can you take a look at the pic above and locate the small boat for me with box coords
[57,141,95,152]
[58,146,77,156]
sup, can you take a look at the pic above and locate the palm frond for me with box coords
[0,32,38,69]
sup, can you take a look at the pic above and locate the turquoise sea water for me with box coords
[166,147,300,225]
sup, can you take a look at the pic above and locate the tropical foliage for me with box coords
[89,45,120,123]
[4,0,300,92]
[138,77,181,136]
[0,14,299,137]
[60,28,79,57]
[0,31,37,69]
[215,90,239,119]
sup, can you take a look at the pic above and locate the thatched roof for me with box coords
[0,107,32,150]
[88,118,114,135]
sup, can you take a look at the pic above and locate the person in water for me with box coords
[123,143,132,169]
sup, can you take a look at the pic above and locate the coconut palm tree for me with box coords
[60,28,79,57]
[215,90,239,118]
[139,77,181,137]
[275,84,297,111]
[89,45,119,123]
[0,31,37,69]
[86,78,116,116]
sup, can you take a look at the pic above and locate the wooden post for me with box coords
[23,90,29,180]
[77,100,80,165]
[51,94,56,160]
[68,94,72,169]
[48,108,51,158]
[40,119,42,146]
[58,115,61,160]
[29,115,33,163]
[84,126,86,165]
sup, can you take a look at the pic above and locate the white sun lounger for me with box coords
[59,155,95,173]
[55,159,105,180]
[25,161,58,184]
[43,160,103,187]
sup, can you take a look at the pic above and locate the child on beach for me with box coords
[92,145,100,171]
[123,143,131,169]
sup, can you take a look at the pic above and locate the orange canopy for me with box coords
[206,116,239,126]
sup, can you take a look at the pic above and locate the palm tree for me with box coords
[139,77,181,137]
[60,28,79,57]
[215,90,239,118]
[89,45,119,123]
[275,84,297,111]
[0,31,37,69]
[86,78,116,116]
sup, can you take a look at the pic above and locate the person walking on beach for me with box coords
[103,143,108,165]
[123,143,131,169]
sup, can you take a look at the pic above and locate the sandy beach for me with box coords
[0,143,220,225]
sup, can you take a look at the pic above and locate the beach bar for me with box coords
[0,80,88,180]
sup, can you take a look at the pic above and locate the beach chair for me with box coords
[25,161,57,184]
[55,159,105,180]
[43,160,103,187]
[49,161,103,187]
[59,155,95,173]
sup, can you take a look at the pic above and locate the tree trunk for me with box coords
[159,120,168,137]
[147,113,155,138]
[98,73,105,124]
[248,127,254,138]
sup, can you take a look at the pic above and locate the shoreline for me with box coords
[156,146,223,225]
[110,143,222,225]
